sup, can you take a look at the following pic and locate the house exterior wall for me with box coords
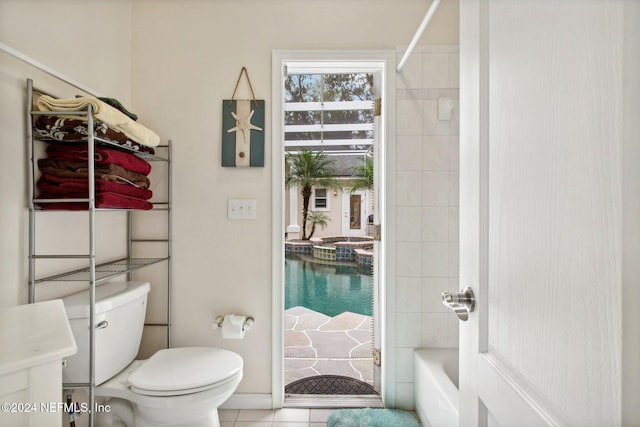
[287,179,371,239]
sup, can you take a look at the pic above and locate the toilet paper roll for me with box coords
[221,314,246,339]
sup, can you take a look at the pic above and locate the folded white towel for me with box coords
[37,95,160,148]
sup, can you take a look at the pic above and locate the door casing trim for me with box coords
[271,49,396,408]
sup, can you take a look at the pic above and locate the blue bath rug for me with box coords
[327,408,419,427]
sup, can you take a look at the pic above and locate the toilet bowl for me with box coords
[96,348,242,427]
[61,281,243,427]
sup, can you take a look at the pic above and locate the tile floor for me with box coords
[219,408,333,427]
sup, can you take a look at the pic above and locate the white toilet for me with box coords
[62,281,243,427]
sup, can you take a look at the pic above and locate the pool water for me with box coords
[285,254,372,317]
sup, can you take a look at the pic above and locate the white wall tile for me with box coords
[396,242,423,277]
[396,53,423,90]
[450,136,460,171]
[422,100,451,136]
[422,53,450,89]
[448,207,459,242]
[421,313,452,347]
[422,135,450,171]
[422,242,450,277]
[397,99,423,136]
[422,171,450,207]
[449,100,460,136]
[448,170,459,207]
[395,347,415,382]
[396,135,423,171]
[422,206,449,242]
[449,53,460,89]
[421,278,450,313]
[409,45,433,54]
[431,45,459,54]
[396,277,423,312]
[395,313,422,347]
[397,207,423,241]
[393,46,460,387]
[397,171,423,206]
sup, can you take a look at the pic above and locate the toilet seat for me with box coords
[128,347,243,396]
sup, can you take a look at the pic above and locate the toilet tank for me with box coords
[61,281,150,385]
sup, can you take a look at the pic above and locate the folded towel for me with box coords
[34,115,156,155]
[38,175,153,200]
[38,158,150,189]
[37,192,153,211]
[36,95,160,148]
[46,144,152,175]
[97,97,138,121]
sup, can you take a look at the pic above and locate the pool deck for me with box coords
[285,306,374,387]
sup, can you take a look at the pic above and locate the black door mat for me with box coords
[285,375,378,395]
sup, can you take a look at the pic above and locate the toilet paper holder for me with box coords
[213,314,255,332]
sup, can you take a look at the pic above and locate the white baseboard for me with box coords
[220,393,274,410]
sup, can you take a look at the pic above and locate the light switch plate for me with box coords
[228,199,256,220]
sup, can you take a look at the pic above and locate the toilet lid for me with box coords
[128,347,242,395]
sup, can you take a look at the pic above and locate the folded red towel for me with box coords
[38,158,150,189]
[46,144,152,175]
[37,192,153,211]
[37,175,152,200]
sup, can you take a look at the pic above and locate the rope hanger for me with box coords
[229,67,259,108]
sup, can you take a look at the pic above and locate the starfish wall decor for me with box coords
[227,109,263,143]
[221,98,265,167]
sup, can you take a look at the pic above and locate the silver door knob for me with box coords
[441,287,475,321]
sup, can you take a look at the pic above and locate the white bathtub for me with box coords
[414,348,459,427]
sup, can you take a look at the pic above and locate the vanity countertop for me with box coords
[0,299,77,375]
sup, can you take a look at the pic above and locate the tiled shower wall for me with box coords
[393,45,460,409]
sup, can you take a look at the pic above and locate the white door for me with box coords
[458,1,631,425]
[342,189,368,236]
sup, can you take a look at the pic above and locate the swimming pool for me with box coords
[285,254,372,317]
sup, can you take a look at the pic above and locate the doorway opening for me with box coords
[272,52,392,408]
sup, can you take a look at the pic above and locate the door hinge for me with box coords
[373,224,381,241]
[374,98,382,117]
[373,348,382,366]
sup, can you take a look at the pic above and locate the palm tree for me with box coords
[307,211,329,240]
[350,155,374,192]
[285,149,341,240]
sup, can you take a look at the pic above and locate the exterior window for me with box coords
[284,73,374,154]
[313,188,329,211]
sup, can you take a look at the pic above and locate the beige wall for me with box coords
[0,0,459,399]
[0,0,133,103]
[0,0,133,307]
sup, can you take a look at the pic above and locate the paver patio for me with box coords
[284,306,374,387]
